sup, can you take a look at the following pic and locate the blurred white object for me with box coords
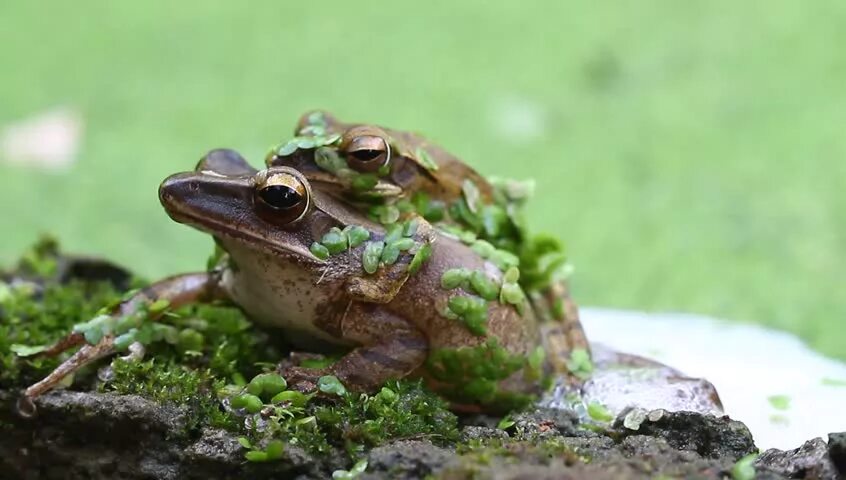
[1,107,83,171]
[490,96,548,143]
[582,307,846,450]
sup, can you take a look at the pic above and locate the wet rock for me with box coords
[829,432,846,476]
[756,437,839,480]
[615,409,756,460]
[0,390,335,480]
[0,389,838,480]
[363,440,452,480]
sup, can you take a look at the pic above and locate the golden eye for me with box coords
[253,168,311,224]
[340,126,391,173]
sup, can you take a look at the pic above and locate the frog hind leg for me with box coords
[18,272,226,417]
[283,302,428,393]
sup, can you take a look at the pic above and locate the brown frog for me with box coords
[266,111,588,373]
[19,151,549,414]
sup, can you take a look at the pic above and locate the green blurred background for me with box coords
[1,1,843,359]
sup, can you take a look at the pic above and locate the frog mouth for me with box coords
[159,171,320,261]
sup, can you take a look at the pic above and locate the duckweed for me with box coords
[310,242,330,260]
[407,243,432,274]
[414,146,439,172]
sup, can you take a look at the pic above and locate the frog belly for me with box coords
[219,242,350,349]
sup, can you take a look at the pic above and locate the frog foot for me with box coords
[17,334,117,418]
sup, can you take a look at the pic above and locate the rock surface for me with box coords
[1,390,840,480]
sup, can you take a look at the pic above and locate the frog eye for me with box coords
[340,126,391,173]
[253,169,311,224]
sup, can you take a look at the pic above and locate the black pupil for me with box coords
[259,185,302,209]
[350,149,382,162]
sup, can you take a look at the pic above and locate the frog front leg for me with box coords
[18,272,227,416]
[283,302,427,393]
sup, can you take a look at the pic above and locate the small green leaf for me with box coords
[503,266,520,284]
[237,437,252,449]
[265,440,285,460]
[346,226,371,248]
[380,243,400,265]
[321,227,348,254]
[461,179,481,213]
[310,242,330,260]
[470,240,495,259]
[315,146,347,173]
[245,451,268,462]
[497,415,515,430]
[318,375,347,396]
[403,218,419,237]
[271,390,311,407]
[408,243,432,274]
[441,269,470,289]
[767,394,790,411]
[351,174,379,192]
[500,282,525,305]
[148,299,170,314]
[822,377,846,387]
[587,401,614,422]
[415,147,439,171]
[469,270,499,301]
[732,453,758,480]
[567,348,594,380]
[10,344,48,357]
[362,241,385,274]
[390,237,415,252]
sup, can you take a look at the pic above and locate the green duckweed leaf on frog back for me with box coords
[345,225,371,248]
[379,205,400,224]
[318,375,347,396]
[249,373,288,398]
[408,243,433,274]
[307,110,327,127]
[277,141,299,156]
[500,282,525,306]
[389,237,415,252]
[271,390,311,407]
[414,147,439,172]
[470,240,495,259]
[383,223,404,244]
[351,174,379,192]
[362,241,385,274]
[310,242,330,260]
[380,243,401,265]
[403,218,419,237]
[469,270,499,301]
[315,146,348,173]
[148,299,171,314]
[321,227,348,255]
[441,268,470,289]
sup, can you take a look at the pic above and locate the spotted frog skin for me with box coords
[19,151,547,413]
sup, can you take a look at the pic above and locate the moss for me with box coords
[0,279,125,388]
[236,377,459,461]
[105,358,238,431]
